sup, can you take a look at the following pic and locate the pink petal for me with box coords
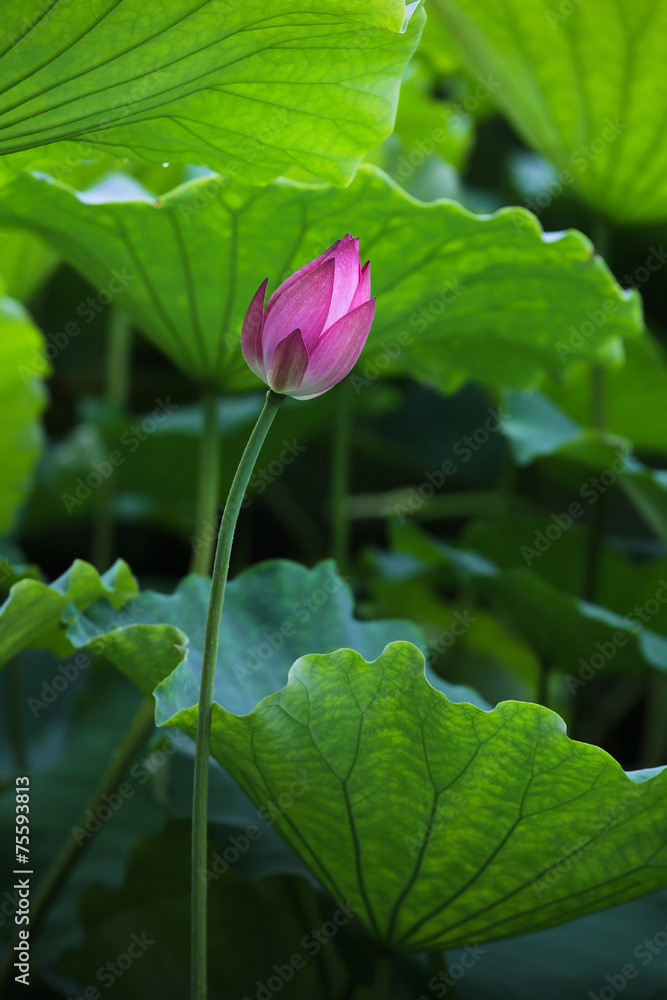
[240,278,268,381]
[266,238,343,312]
[266,328,309,394]
[350,260,371,311]
[262,257,335,365]
[325,237,361,329]
[292,298,376,400]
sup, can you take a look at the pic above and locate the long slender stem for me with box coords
[640,675,667,768]
[6,658,27,772]
[191,393,221,576]
[191,389,285,1000]
[346,489,534,522]
[428,950,448,977]
[590,365,606,434]
[331,380,353,570]
[0,698,154,993]
[106,309,133,410]
[92,311,132,570]
[575,675,644,747]
[592,215,611,263]
[582,366,607,604]
[372,955,392,998]
[582,495,606,603]
[537,654,552,709]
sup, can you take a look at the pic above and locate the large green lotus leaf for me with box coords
[65,559,486,711]
[430,0,667,223]
[0,295,49,533]
[31,561,667,952]
[154,640,667,951]
[388,521,667,678]
[65,559,483,891]
[0,0,423,186]
[0,167,641,394]
[0,558,138,667]
[0,662,166,966]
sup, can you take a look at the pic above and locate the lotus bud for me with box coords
[241,234,375,399]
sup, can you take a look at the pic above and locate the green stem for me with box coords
[640,674,667,768]
[428,950,448,981]
[347,489,535,522]
[372,955,392,998]
[582,495,606,603]
[191,393,221,576]
[91,311,132,570]
[590,365,606,434]
[592,215,611,264]
[575,674,644,746]
[537,655,552,709]
[582,365,607,604]
[191,389,285,1000]
[0,698,154,993]
[331,380,353,570]
[6,658,27,772]
[106,309,133,410]
[498,450,517,516]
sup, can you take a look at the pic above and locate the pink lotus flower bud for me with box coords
[241,234,375,399]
